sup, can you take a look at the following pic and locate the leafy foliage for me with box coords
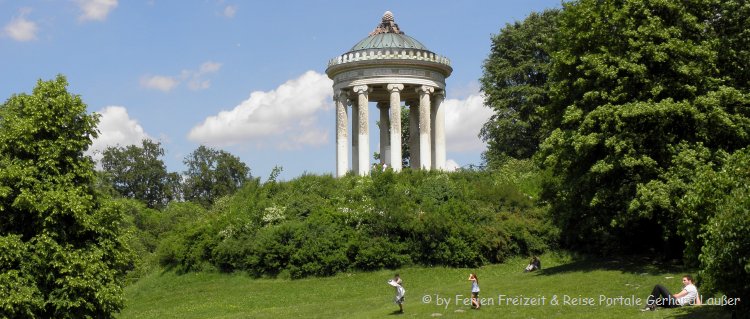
[479,1,749,303]
[687,148,750,312]
[537,0,750,254]
[480,9,559,164]
[0,76,131,318]
[182,145,251,207]
[100,139,180,208]
[155,167,556,278]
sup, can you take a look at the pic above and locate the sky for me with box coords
[1,0,561,181]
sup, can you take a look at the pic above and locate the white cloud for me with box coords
[187,79,210,90]
[188,70,333,149]
[76,0,118,22]
[88,106,151,162]
[140,75,178,92]
[444,93,493,152]
[198,61,222,74]
[223,5,237,18]
[142,61,222,92]
[445,159,460,172]
[187,61,222,90]
[3,8,38,42]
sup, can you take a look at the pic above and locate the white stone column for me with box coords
[351,93,359,174]
[431,90,446,170]
[417,85,433,170]
[335,90,349,177]
[353,85,370,175]
[377,102,389,165]
[408,100,420,169]
[387,84,403,172]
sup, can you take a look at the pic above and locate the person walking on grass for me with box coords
[469,273,481,309]
[388,273,405,313]
[642,274,701,311]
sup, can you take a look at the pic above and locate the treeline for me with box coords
[479,0,749,309]
[122,161,556,279]
[98,140,250,209]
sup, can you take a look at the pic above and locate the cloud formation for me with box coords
[3,8,38,42]
[223,5,238,18]
[141,61,222,92]
[445,159,460,171]
[443,93,492,152]
[88,106,151,162]
[188,70,333,149]
[76,0,118,22]
[140,75,178,92]
[186,61,222,90]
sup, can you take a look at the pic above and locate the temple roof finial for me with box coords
[370,11,404,35]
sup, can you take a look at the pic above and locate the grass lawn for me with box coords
[119,252,733,318]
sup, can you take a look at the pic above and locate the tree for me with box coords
[714,0,750,91]
[666,146,750,311]
[0,75,131,318]
[537,0,750,253]
[100,139,180,208]
[183,146,250,206]
[400,106,411,168]
[479,9,559,165]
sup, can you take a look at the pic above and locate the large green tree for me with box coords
[183,146,251,206]
[100,139,180,208]
[480,9,559,165]
[538,0,750,253]
[0,76,131,318]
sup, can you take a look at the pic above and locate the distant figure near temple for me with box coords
[326,11,452,177]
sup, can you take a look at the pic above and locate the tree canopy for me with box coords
[479,1,750,306]
[182,145,251,207]
[0,76,131,318]
[100,139,180,209]
[480,9,559,164]
[537,0,750,253]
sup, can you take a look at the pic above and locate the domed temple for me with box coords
[326,11,452,177]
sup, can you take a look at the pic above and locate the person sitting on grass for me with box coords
[387,274,405,313]
[524,256,541,272]
[642,274,701,311]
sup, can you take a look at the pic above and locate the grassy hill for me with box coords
[118,253,733,318]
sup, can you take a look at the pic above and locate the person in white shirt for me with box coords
[642,274,702,311]
[468,273,481,309]
[388,274,405,313]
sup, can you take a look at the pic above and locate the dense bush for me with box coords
[688,148,750,313]
[151,162,557,279]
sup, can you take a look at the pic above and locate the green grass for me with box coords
[119,252,732,318]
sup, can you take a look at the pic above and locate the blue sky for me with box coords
[1,0,561,180]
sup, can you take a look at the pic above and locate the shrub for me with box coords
[349,235,411,270]
[152,169,556,279]
[243,223,299,277]
[700,191,750,312]
[697,148,750,313]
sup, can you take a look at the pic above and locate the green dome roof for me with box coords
[350,33,428,51]
[347,11,430,52]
